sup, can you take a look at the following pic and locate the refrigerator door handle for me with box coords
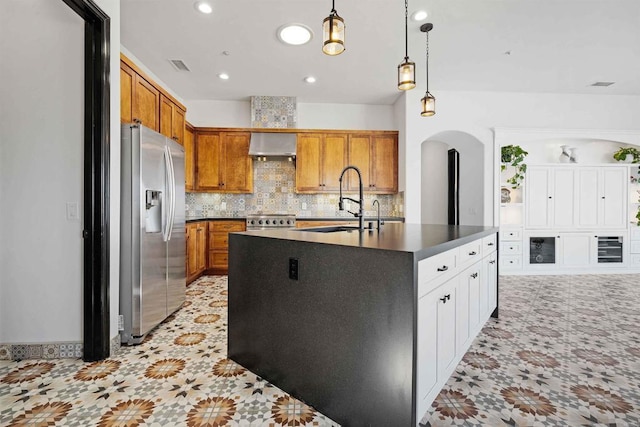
[166,146,176,241]
[162,146,173,242]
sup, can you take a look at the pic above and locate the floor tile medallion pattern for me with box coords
[2,274,639,426]
[422,274,640,426]
[0,276,338,427]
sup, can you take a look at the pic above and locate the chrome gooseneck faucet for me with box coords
[338,165,364,232]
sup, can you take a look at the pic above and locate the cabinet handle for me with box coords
[437,265,448,272]
[489,260,496,264]
[602,196,605,199]
[487,242,494,246]
[440,294,451,303]
[471,272,478,278]
[469,251,477,256]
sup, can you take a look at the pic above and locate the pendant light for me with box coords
[420,23,435,116]
[322,0,345,55]
[397,0,415,90]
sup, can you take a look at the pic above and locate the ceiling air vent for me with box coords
[169,59,190,72]
[590,81,614,87]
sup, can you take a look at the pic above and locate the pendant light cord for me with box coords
[425,29,430,92]
[331,0,336,14]
[404,0,409,60]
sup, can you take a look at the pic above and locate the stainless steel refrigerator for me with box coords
[120,124,185,345]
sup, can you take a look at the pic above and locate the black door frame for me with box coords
[61,0,111,362]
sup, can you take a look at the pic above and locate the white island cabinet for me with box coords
[416,232,498,423]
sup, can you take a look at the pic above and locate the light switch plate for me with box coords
[66,202,79,221]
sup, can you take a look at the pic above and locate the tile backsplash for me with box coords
[186,160,404,218]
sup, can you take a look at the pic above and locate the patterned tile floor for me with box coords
[423,274,640,426]
[1,274,639,426]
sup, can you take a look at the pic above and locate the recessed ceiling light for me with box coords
[194,1,212,14]
[218,73,229,80]
[304,76,316,84]
[277,24,313,46]
[411,10,428,21]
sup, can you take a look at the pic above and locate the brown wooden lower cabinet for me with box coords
[186,219,246,283]
[207,220,246,275]
[186,221,208,284]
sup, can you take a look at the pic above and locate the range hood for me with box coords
[249,132,297,158]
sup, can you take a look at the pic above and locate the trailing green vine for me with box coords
[501,145,528,189]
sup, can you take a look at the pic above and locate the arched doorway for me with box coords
[421,131,485,226]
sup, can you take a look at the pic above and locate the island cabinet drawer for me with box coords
[630,241,640,254]
[482,234,497,256]
[418,247,459,297]
[631,227,640,240]
[459,239,483,268]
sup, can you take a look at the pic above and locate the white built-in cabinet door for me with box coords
[576,168,600,228]
[528,165,627,230]
[526,166,575,228]
[558,233,594,267]
[600,168,627,228]
[577,167,627,228]
[526,167,553,228]
[553,168,576,227]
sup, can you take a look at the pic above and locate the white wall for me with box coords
[0,0,84,342]
[0,0,120,345]
[421,142,449,224]
[185,99,397,130]
[403,90,640,224]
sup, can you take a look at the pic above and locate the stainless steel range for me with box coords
[246,214,296,230]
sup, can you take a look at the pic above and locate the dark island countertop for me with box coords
[237,222,497,261]
[186,216,405,223]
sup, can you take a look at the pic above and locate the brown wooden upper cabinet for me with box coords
[295,133,347,193]
[195,130,253,193]
[120,54,186,146]
[347,133,398,194]
[120,61,160,131]
[160,94,186,145]
[296,131,397,194]
[184,123,195,191]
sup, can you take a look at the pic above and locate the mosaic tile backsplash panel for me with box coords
[251,96,297,128]
[186,160,404,219]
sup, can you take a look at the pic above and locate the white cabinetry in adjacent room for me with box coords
[526,166,575,229]
[576,167,627,229]
[558,233,594,267]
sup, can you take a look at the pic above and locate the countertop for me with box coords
[236,222,497,260]
[186,216,405,223]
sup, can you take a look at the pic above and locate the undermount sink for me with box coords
[297,226,361,233]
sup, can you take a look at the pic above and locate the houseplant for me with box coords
[613,146,640,163]
[501,145,528,188]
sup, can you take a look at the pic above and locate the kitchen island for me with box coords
[228,223,499,426]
